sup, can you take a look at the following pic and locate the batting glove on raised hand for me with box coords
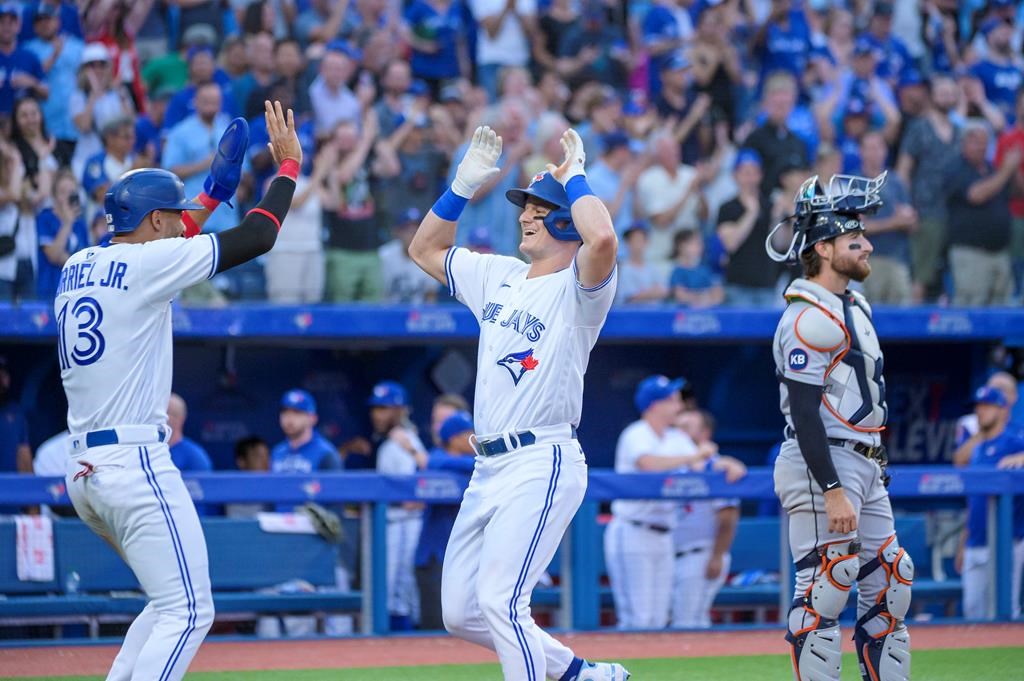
[203,117,250,207]
[451,126,502,199]
[546,128,586,186]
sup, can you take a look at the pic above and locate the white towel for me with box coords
[256,512,315,535]
[15,515,54,582]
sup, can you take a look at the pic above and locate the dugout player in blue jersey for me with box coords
[270,389,341,474]
[955,386,1024,620]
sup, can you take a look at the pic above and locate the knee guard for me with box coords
[855,535,913,681]
[787,539,860,681]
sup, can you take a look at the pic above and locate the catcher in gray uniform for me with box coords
[765,172,913,681]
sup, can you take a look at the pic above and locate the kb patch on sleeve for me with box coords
[788,348,809,371]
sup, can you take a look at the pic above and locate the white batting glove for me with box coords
[451,126,503,199]
[546,128,586,187]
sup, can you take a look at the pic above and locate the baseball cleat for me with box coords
[577,661,631,681]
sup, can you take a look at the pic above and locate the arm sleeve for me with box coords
[786,377,842,491]
[572,255,617,326]
[214,175,296,273]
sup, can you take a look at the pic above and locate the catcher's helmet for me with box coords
[505,171,581,242]
[766,172,887,264]
[104,169,202,234]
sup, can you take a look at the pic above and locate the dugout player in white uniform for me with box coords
[766,172,913,681]
[604,375,710,630]
[57,102,301,681]
[409,126,630,681]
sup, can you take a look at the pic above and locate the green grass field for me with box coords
[19,647,1024,681]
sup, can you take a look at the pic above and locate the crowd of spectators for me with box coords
[2,0,1024,307]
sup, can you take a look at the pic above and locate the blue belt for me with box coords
[85,428,166,448]
[476,426,577,457]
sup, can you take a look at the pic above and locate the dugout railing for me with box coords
[0,467,1020,637]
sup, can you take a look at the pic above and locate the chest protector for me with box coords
[786,278,887,432]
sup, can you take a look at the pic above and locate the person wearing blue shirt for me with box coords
[642,0,693,95]
[863,4,913,87]
[35,170,89,299]
[17,0,81,44]
[24,5,83,165]
[162,83,238,233]
[163,46,236,132]
[404,0,465,92]
[751,1,811,93]
[415,410,475,630]
[272,389,342,475]
[955,386,1024,620]
[0,357,31,474]
[970,19,1023,126]
[669,230,723,307]
[167,393,214,515]
[0,3,49,115]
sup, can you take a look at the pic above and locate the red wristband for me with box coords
[197,192,219,212]
[278,158,300,180]
[247,207,281,231]
[181,211,200,238]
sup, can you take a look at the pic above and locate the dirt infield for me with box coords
[3,623,1022,677]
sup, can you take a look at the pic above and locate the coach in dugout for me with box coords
[604,375,714,629]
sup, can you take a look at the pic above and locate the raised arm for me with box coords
[182,117,250,237]
[544,129,617,287]
[409,126,502,284]
[214,101,301,272]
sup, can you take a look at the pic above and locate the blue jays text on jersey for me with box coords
[481,302,547,342]
[56,258,129,295]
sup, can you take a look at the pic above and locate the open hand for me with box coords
[545,128,586,185]
[264,100,302,167]
[451,126,502,198]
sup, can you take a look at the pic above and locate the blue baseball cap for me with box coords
[468,226,492,248]
[439,410,474,444]
[898,68,924,90]
[662,51,690,72]
[0,2,20,18]
[34,4,58,19]
[396,206,422,227]
[368,380,409,408]
[853,36,877,57]
[980,18,1006,37]
[974,386,1009,408]
[634,375,689,413]
[408,79,430,97]
[844,97,870,117]
[734,147,762,170]
[622,220,650,239]
[281,389,317,414]
[602,130,631,153]
[326,39,362,61]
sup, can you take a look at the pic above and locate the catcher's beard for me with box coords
[832,251,871,282]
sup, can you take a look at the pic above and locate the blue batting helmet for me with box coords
[505,172,581,242]
[104,169,202,234]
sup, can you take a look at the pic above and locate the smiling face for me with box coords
[518,198,555,258]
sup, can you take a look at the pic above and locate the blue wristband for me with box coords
[565,175,595,206]
[432,188,469,222]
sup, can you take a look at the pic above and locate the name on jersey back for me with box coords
[57,259,129,296]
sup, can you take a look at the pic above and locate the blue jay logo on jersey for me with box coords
[788,348,808,371]
[497,348,539,385]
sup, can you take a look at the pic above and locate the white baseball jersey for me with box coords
[444,247,616,436]
[56,235,220,433]
[377,428,428,521]
[611,420,696,527]
[674,489,737,550]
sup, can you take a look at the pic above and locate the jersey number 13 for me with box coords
[57,297,106,369]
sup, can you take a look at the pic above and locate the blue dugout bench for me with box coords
[0,467,1020,636]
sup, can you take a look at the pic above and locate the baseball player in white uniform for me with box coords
[409,126,630,681]
[766,172,913,681]
[671,409,743,629]
[57,102,301,681]
[604,375,710,630]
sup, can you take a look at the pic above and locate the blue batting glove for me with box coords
[203,117,249,207]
